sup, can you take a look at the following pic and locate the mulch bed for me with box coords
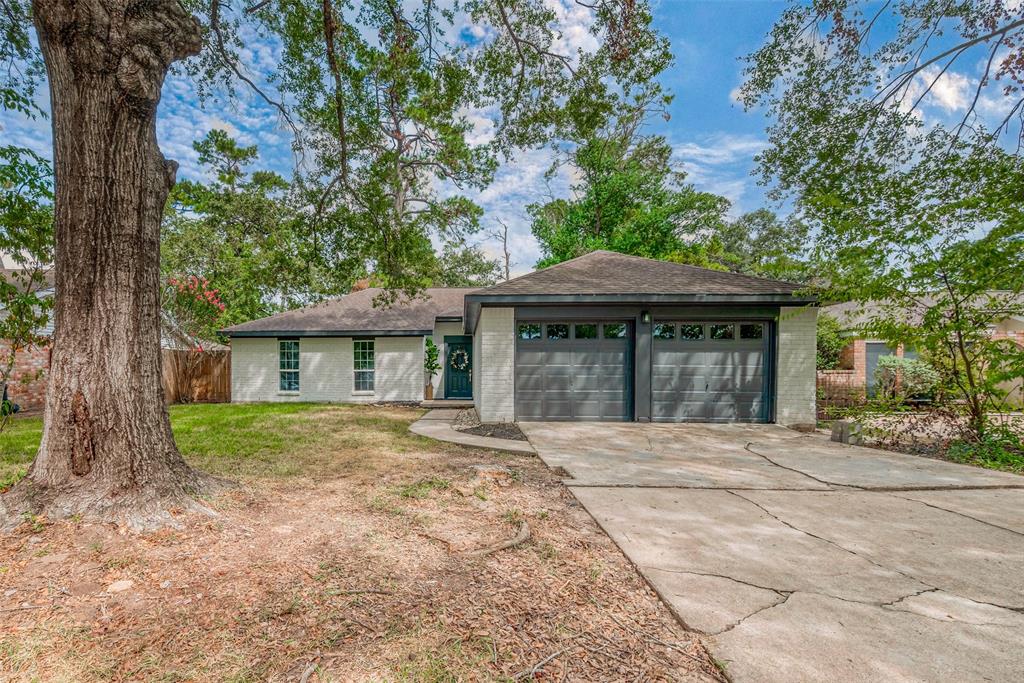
[452,408,529,441]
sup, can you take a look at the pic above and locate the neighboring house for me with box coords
[225,251,819,426]
[820,294,1024,402]
[0,267,55,412]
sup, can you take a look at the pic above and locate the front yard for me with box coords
[0,404,717,682]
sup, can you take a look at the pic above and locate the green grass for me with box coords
[395,476,452,499]
[0,415,43,490]
[0,402,435,489]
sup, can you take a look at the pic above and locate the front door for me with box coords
[444,336,472,399]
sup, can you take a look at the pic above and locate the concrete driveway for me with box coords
[520,422,1024,682]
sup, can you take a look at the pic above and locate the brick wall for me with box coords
[1,340,50,413]
[230,335,424,403]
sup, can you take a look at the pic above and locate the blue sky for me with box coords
[1,1,1009,275]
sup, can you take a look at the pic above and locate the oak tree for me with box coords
[0,0,669,526]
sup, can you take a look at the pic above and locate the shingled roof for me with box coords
[223,287,477,336]
[472,250,807,297]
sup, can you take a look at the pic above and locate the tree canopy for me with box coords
[742,0,1024,435]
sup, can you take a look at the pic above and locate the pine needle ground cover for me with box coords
[0,403,718,681]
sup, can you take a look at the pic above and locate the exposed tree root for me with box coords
[466,521,530,557]
[0,468,230,532]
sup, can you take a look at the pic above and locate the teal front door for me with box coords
[444,336,472,399]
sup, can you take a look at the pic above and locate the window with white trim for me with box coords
[353,339,375,392]
[279,339,300,392]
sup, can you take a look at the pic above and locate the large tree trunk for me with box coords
[1,1,212,529]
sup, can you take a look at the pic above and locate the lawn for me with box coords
[0,403,717,682]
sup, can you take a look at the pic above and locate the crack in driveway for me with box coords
[725,490,936,590]
[743,442,839,488]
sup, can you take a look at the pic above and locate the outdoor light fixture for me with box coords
[641,311,651,324]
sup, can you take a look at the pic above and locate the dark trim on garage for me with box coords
[465,295,813,333]
[226,329,431,338]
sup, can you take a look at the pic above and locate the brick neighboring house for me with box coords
[0,267,55,413]
[819,294,1024,405]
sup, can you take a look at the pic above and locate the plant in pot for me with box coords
[424,338,441,400]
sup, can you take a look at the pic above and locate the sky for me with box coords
[0,1,1010,277]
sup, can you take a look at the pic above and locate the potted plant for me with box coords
[424,338,441,400]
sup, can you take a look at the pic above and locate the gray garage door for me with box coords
[515,321,632,421]
[651,321,767,422]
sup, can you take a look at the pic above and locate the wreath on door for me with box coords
[449,348,470,371]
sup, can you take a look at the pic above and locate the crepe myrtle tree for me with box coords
[0,0,671,527]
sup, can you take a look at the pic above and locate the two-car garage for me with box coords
[514,318,770,423]
[465,250,817,427]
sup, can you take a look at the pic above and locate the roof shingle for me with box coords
[223,287,477,335]
[472,250,805,297]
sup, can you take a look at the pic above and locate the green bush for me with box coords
[874,355,940,403]
[816,313,847,370]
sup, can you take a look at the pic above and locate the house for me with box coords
[224,251,819,425]
[820,294,1024,401]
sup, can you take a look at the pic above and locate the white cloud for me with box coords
[673,133,765,167]
[672,133,767,214]
[916,66,971,113]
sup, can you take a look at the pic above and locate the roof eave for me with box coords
[224,329,432,338]
[463,292,818,334]
[464,293,818,305]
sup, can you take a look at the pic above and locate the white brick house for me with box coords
[225,251,819,426]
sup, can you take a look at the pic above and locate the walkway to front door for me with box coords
[444,336,472,399]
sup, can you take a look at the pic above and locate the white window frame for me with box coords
[353,339,375,394]
[279,339,300,393]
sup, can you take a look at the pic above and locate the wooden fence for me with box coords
[162,349,231,404]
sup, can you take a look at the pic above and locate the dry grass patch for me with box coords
[0,404,719,681]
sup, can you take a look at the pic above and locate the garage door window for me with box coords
[653,323,675,340]
[603,323,626,338]
[517,323,541,340]
[679,324,703,340]
[574,323,597,339]
[710,324,735,340]
[740,323,763,339]
[546,323,570,340]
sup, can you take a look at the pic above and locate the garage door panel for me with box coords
[515,374,543,391]
[652,320,767,423]
[516,321,632,421]
[735,400,765,421]
[573,373,601,390]
[653,399,705,421]
[544,375,572,391]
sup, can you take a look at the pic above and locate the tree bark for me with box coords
[1,1,213,529]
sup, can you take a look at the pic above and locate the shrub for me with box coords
[947,424,1024,473]
[816,313,846,370]
[874,355,940,403]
